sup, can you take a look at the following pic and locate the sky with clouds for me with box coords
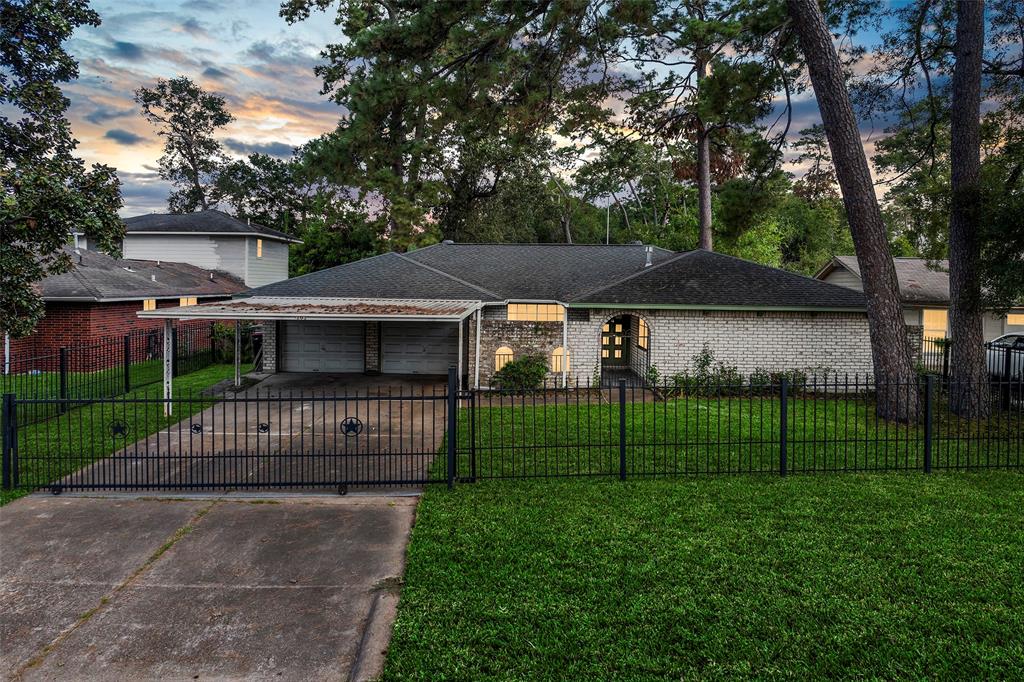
[63,1,899,217]
[64,0,342,215]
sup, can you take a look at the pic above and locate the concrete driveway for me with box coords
[61,373,449,493]
[0,493,416,681]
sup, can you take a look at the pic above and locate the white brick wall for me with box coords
[261,321,277,372]
[565,308,876,381]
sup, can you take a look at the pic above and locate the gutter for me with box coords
[566,303,868,313]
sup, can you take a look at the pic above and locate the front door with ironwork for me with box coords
[601,316,631,369]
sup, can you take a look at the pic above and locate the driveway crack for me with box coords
[11,500,219,680]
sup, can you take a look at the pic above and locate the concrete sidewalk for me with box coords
[0,494,415,681]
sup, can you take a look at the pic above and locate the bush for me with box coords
[492,355,549,392]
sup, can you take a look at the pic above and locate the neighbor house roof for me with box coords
[815,256,950,305]
[122,209,300,243]
[236,243,865,311]
[573,250,867,309]
[40,245,247,302]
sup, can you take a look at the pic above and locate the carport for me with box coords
[140,296,482,413]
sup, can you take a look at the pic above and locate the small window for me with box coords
[1007,313,1024,325]
[142,299,156,311]
[551,347,570,373]
[614,323,622,333]
[602,323,610,333]
[614,336,622,346]
[638,318,649,350]
[256,238,263,258]
[602,349,610,359]
[495,346,514,372]
[614,349,622,359]
[179,297,198,307]
[507,303,564,321]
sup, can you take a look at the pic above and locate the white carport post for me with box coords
[474,309,482,389]
[457,320,464,390]
[163,318,173,416]
[234,320,241,387]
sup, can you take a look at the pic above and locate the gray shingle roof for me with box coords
[572,250,867,308]
[240,243,865,310]
[829,256,950,305]
[124,209,298,242]
[41,246,246,301]
[241,252,502,301]
[404,243,676,300]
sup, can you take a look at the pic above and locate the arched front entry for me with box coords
[599,313,650,386]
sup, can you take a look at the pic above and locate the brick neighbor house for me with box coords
[142,243,896,388]
[4,210,298,371]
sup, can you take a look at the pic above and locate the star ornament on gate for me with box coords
[340,417,363,437]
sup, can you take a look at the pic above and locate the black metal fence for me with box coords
[2,367,1021,495]
[1,322,257,426]
[918,337,1023,383]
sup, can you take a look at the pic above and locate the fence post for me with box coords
[123,334,132,393]
[58,347,68,414]
[941,343,950,383]
[924,374,934,473]
[618,379,627,481]
[447,366,457,490]
[469,389,477,483]
[2,393,14,490]
[171,327,179,378]
[1002,346,1013,411]
[779,377,788,477]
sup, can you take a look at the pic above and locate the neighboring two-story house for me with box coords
[5,211,296,367]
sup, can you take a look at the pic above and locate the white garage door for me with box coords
[281,321,364,373]
[382,322,459,375]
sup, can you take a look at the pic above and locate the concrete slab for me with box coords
[1,495,416,681]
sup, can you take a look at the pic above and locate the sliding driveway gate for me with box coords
[2,370,460,493]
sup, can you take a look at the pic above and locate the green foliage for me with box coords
[1,0,124,338]
[288,210,380,277]
[135,76,232,213]
[492,355,549,392]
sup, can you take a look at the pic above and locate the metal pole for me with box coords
[58,347,68,414]
[457,321,464,391]
[618,379,627,481]
[2,393,13,490]
[924,374,934,473]
[234,320,242,388]
[447,366,457,489]
[123,334,132,393]
[779,377,788,477]
[163,319,173,416]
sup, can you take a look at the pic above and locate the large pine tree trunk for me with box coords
[948,0,988,417]
[787,0,918,420]
[696,55,713,251]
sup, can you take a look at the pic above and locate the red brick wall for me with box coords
[5,299,225,372]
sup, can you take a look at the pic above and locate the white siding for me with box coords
[245,237,289,287]
[123,234,221,269]
[822,268,864,291]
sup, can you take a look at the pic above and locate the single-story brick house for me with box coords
[5,245,245,367]
[144,242,887,388]
[815,256,1024,342]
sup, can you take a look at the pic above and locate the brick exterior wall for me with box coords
[364,322,381,374]
[469,317,567,386]
[5,299,204,370]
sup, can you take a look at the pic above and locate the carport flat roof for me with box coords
[138,296,481,321]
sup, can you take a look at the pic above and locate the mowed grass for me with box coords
[384,473,1024,680]
[1,363,247,505]
[452,393,1022,480]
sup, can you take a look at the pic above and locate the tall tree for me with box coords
[1,0,123,338]
[786,0,918,419]
[135,76,232,213]
[947,0,987,415]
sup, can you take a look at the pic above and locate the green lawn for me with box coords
[1,363,248,506]
[452,394,1022,480]
[384,473,1024,680]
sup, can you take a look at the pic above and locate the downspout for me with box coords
[562,304,568,388]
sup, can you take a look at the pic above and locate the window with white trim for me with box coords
[495,346,514,371]
[256,238,263,258]
[637,318,649,350]
[550,347,569,373]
